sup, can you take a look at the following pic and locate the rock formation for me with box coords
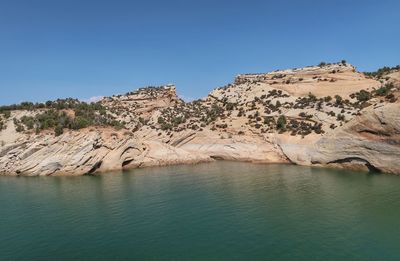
[0,62,399,176]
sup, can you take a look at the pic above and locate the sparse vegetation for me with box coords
[7,101,124,136]
[1,62,396,141]
[337,114,345,121]
[375,83,393,96]
[334,95,343,105]
[54,124,64,136]
[277,115,287,130]
[364,65,400,78]
[355,90,371,102]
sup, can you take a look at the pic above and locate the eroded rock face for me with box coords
[279,103,400,174]
[0,63,399,176]
[180,131,288,163]
[0,130,211,176]
[234,63,379,98]
[101,85,182,129]
[311,103,400,173]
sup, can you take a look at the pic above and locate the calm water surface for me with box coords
[1,162,400,260]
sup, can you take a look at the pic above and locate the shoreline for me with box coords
[1,64,399,177]
[0,156,389,177]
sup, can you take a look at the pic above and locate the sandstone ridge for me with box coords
[1,62,399,176]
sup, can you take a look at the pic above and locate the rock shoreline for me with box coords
[1,63,399,176]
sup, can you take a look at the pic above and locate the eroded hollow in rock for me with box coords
[122,159,134,167]
[86,161,103,175]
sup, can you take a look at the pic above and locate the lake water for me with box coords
[1,162,400,260]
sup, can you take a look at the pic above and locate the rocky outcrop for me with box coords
[0,130,210,176]
[180,131,288,163]
[234,63,379,97]
[311,103,400,173]
[280,103,400,174]
[1,63,399,176]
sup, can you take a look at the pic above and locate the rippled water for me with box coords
[1,162,400,260]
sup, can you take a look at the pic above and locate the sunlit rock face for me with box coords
[1,63,399,176]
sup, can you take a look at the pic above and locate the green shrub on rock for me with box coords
[277,115,287,130]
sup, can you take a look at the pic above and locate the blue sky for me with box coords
[0,0,399,105]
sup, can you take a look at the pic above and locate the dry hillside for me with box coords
[0,61,399,176]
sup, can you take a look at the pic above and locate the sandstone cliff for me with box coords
[1,62,399,176]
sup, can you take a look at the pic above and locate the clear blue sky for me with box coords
[0,0,399,105]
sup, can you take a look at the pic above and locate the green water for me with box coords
[1,162,400,260]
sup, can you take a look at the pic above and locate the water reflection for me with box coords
[1,162,400,260]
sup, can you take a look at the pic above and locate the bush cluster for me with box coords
[375,83,393,96]
[364,65,400,78]
[12,102,123,136]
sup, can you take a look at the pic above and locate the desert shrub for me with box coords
[161,123,172,130]
[308,93,317,102]
[14,119,25,132]
[13,101,124,135]
[70,116,90,129]
[225,103,236,111]
[54,125,63,136]
[157,117,165,124]
[277,115,287,130]
[375,83,393,96]
[334,95,343,105]
[138,117,146,125]
[376,87,388,96]
[264,116,275,126]
[337,114,345,121]
[364,65,400,78]
[356,90,371,102]
[328,111,336,116]
[254,111,260,117]
[20,116,35,130]
[1,110,11,119]
[172,116,185,126]
[312,123,323,134]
